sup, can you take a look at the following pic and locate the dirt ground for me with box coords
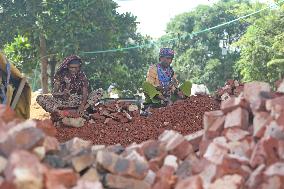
[30,92,50,120]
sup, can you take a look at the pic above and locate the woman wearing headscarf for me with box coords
[142,48,192,108]
[37,55,103,117]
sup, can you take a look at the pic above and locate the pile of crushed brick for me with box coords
[215,79,244,101]
[55,95,220,145]
[1,81,284,189]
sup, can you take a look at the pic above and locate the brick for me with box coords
[152,165,176,189]
[203,111,224,131]
[227,141,251,161]
[43,136,60,154]
[224,107,249,129]
[205,116,225,140]
[140,140,167,162]
[36,119,57,137]
[158,130,184,151]
[198,138,212,157]
[244,82,271,109]
[72,180,103,189]
[45,168,78,189]
[170,140,193,160]
[63,137,92,154]
[81,168,100,182]
[0,156,7,174]
[264,162,284,177]
[266,96,284,111]
[62,117,86,128]
[143,170,156,186]
[246,164,265,189]
[185,129,204,151]
[0,127,45,157]
[278,140,284,160]
[250,136,279,168]
[175,175,203,189]
[221,96,248,113]
[104,174,150,189]
[72,154,95,172]
[4,150,45,189]
[215,155,251,180]
[204,142,228,164]
[158,130,193,160]
[163,155,178,170]
[96,151,148,179]
[106,144,125,154]
[253,112,272,138]
[176,160,192,180]
[199,163,218,187]
[264,121,284,140]
[33,146,46,160]
[260,176,282,189]
[208,174,244,189]
[225,128,249,142]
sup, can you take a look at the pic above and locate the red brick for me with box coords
[198,138,212,157]
[185,129,204,151]
[203,111,224,131]
[152,165,177,189]
[264,121,284,139]
[43,136,60,153]
[96,151,149,179]
[216,155,251,180]
[224,107,249,129]
[203,142,228,165]
[0,156,7,174]
[81,168,100,182]
[264,162,284,177]
[259,176,282,189]
[45,168,78,189]
[225,128,249,142]
[266,96,284,113]
[72,180,103,189]
[104,174,150,189]
[278,140,284,160]
[72,154,95,173]
[227,140,251,161]
[221,96,249,113]
[208,174,244,189]
[245,164,265,189]
[205,116,225,140]
[36,119,57,137]
[250,136,279,168]
[253,112,272,138]
[244,82,271,108]
[140,140,167,162]
[175,175,203,189]
[0,127,45,157]
[4,150,45,189]
[63,137,92,153]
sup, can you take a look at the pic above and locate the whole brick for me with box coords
[253,112,272,138]
[72,154,95,173]
[175,175,203,189]
[45,168,78,189]
[205,116,225,140]
[203,111,224,131]
[244,81,271,106]
[221,96,249,113]
[224,107,249,129]
[204,142,228,164]
[104,174,150,189]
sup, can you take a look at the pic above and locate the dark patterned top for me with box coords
[54,70,89,95]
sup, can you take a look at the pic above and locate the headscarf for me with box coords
[55,55,82,76]
[159,48,175,59]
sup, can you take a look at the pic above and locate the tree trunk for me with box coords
[39,34,49,94]
[49,56,57,89]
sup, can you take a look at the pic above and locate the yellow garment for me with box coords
[0,52,31,119]
[146,64,179,89]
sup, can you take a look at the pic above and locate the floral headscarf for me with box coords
[55,55,82,76]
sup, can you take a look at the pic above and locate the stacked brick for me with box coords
[1,81,284,189]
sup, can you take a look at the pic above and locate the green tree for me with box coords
[0,0,155,94]
[160,0,256,91]
[235,3,284,83]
